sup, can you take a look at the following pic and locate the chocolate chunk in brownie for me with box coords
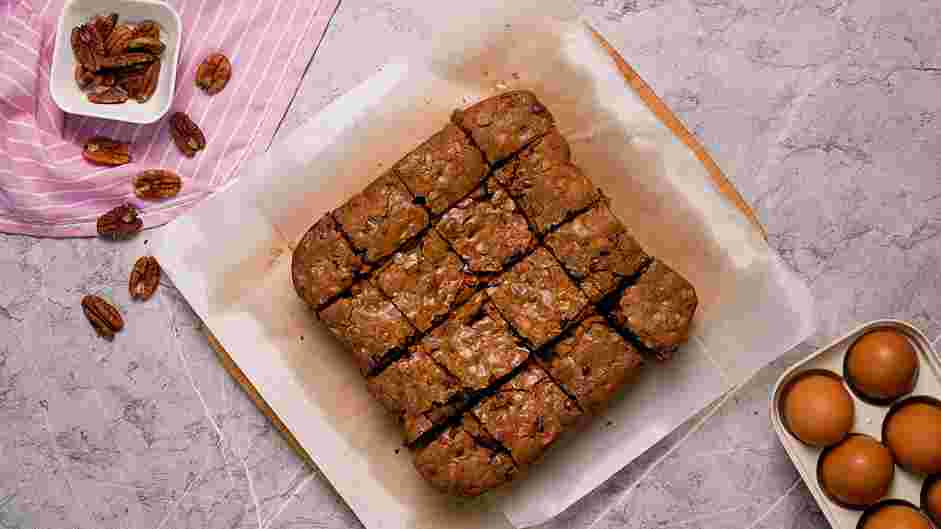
[487,248,589,348]
[374,231,478,332]
[541,315,643,414]
[451,90,555,164]
[610,260,697,360]
[494,130,601,235]
[413,292,530,392]
[367,349,465,443]
[472,363,582,466]
[291,215,367,308]
[391,124,488,215]
[435,181,535,273]
[318,282,416,375]
[333,171,429,263]
[545,202,650,302]
[413,413,517,497]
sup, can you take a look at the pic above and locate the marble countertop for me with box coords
[2,1,940,528]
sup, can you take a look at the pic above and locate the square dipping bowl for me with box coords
[50,0,182,124]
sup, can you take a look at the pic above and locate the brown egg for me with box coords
[884,399,941,475]
[923,478,941,525]
[818,434,894,508]
[783,371,854,447]
[862,504,933,529]
[846,329,918,402]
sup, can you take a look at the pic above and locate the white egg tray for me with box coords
[771,320,941,529]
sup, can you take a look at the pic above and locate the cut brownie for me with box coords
[414,413,517,497]
[473,362,582,466]
[318,282,416,375]
[435,180,535,274]
[333,171,429,263]
[487,248,589,349]
[367,349,464,443]
[291,215,366,308]
[391,124,488,215]
[374,231,478,332]
[541,314,643,414]
[610,260,697,360]
[494,130,601,235]
[413,292,530,392]
[545,201,650,302]
[451,90,555,164]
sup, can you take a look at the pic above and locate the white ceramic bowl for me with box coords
[50,0,181,124]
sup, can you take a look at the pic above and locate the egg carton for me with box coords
[771,319,941,529]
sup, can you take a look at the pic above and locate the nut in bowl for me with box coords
[50,0,182,124]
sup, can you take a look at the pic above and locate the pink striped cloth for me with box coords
[1,0,339,237]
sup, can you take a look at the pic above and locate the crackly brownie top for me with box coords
[333,171,429,263]
[291,215,365,308]
[451,90,555,164]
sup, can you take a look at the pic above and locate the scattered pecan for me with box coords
[132,20,160,40]
[71,24,103,71]
[169,112,207,157]
[195,53,232,95]
[97,204,143,239]
[98,52,155,70]
[82,294,124,339]
[83,136,131,165]
[126,37,165,55]
[129,256,161,301]
[92,13,118,42]
[104,24,134,56]
[134,169,182,199]
[87,85,129,104]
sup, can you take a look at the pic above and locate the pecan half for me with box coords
[83,136,131,165]
[195,53,232,95]
[97,204,143,239]
[92,13,118,42]
[75,64,95,89]
[169,112,206,157]
[71,24,103,71]
[87,85,129,104]
[126,37,165,56]
[105,24,134,56]
[129,256,161,301]
[132,20,160,40]
[134,169,182,199]
[136,58,160,102]
[82,294,124,339]
[98,52,155,70]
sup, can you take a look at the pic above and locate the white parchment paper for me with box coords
[153,7,814,529]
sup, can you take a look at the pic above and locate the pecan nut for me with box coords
[71,24,103,71]
[75,64,95,89]
[98,52,155,70]
[82,294,124,339]
[97,204,143,239]
[87,85,129,104]
[137,59,160,102]
[195,53,232,95]
[83,136,131,165]
[132,20,160,40]
[104,24,134,56]
[169,112,207,157]
[129,256,161,301]
[126,37,165,56]
[92,13,118,42]
[134,169,182,199]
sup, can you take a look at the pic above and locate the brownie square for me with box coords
[487,248,589,348]
[610,260,698,359]
[435,181,535,273]
[413,292,530,392]
[374,231,478,332]
[367,349,464,443]
[494,130,601,235]
[473,363,582,466]
[391,124,488,215]
[414,413,517,497]
[451,90,555,164]
[541,315,643,414]
[545,202,650,302]
[291,215,366,308]
[318,282,416,375]
[333,171,429,263]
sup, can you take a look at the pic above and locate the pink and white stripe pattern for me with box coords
[0,0,339,237]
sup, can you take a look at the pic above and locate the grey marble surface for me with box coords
[2,0,940,528]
